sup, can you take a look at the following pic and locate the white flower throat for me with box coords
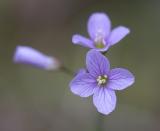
[94,32,105,49]
[97,75,108,86]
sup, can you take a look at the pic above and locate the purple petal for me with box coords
[93,88,116,115]
[72,34,94,48]
[87,13,111,40]
[107,26,130,46]
[70,73,96,97]
[107,68,135,90]
[86,50,110,76]
[13,46,60,70]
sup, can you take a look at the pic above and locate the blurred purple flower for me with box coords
[72,12,130,52]
[13,46,60,70]
[70,50,134,115]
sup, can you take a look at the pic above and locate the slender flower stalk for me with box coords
[60,66,75,76]
[13,46,61,70]
[95,113,105,131]
[72,12,130,52]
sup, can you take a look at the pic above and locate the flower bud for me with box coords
[13,46,60,70]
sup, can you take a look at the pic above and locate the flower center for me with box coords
[96,75,108,86]
[94,33,105,49]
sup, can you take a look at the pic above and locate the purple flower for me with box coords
[70,50,134,115]
[72,12,130,52]
[13,46,60,70]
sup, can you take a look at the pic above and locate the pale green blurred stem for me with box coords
[60,66,105,131]
[102,51,108,56]
[60,66,75,76]
[95,113,105,131]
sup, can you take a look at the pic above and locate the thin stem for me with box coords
[102,51,108,56]
[95,113,105,131]
[60,66,75,76]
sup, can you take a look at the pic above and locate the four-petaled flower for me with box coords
[13,46,60,70]
[70,50,134,115]
[72,12,130,52]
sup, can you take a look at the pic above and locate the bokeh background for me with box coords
[0,0,159,131]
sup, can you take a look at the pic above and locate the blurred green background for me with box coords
[0,0,160,131]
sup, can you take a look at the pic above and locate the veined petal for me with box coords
[72,34,94,48]
[107,68,135,90]
[70,73,96,97]
[108,26,130,46]
[13,46,60,70]
[87,13,111,40]
[93,88,116,115]
[86,50,110,76]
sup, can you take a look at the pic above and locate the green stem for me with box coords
[60,66,75,76]
[102,51,108,56]
[95,113,105,131]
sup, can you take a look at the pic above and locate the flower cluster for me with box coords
[13,12,135,115]
[70,12,134,115]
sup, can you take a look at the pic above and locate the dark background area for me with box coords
[0,0,159,131]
